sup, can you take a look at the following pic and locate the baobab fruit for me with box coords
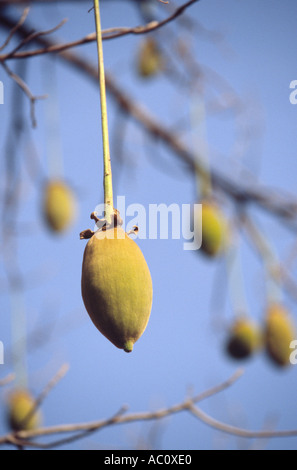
[7,389,42,432]
[81,226,153,353]
[226,317,262,360]
[137,37,163,78]
[43,180,76,233]
[265,303,296,367]
[199,201,227,257]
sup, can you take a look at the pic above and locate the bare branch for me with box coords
[0,369,243,449]
[0,0,199,61]
[2,368,297,449]
[0,11,297,224]
[4,17,68,60]
[101,0,199,40]
[188,403,297,439]
[19,363,70,430]
[0,0,92,3]
[240,212,297,302]
[0,6,30,52]
[0,373,16,387]
[0,61,47,127]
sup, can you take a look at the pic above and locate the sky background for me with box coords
[0,0,297,450]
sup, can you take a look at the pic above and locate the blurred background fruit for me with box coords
[6,389,42,432]
[43,180,77,233]
[265,303,296,368]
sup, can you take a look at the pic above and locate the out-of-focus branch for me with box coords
[20,364,70,431]
[0,6,29,52]
[0,369,243,448]
[1,11,297,224]
[0,61,47,127]
[0,0,101,3]
[96,73,297,225]
[0,0,171,4]
[0,0,199,61]
[0,374,16,387]
[2,368,297,449]
[4,17,68,60]
[240,212,297,302]
[0,10,67,127]
[188,404,297,440]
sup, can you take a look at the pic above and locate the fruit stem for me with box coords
[11,286,28,389]
[93,0,114,225]
[242,214,282,304]
[190,97,212,200]
[225,238,249,319]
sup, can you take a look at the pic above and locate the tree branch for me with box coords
[0,60,47,127]
[2,368,297,449]
[188,403,297,439]
[0,6,30,52]
[0,9,297,224]
[0,369,243,448]
[0,373,16,387]
[0,1,199,61]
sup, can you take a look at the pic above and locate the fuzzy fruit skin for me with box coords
[138,38,162,78]
[226,318,262,360]
[200,202,227,257]
[81,227,153,352]
[265,304,296,367]
[7,389,42,432]
[43,180,76,233]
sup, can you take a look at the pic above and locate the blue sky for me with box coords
[0,0,297,450]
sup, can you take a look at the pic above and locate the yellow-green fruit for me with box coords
[43,180,76,233]
[137,38,163,78]
[81,227,153,353]
[200,201,227,257]
[7,389,42,432]
[265,303,296,367]
[226,318,262,360]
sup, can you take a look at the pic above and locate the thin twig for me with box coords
[188,403,297,439]
[0,369,243,448]
[2,368,297,449]
[0,373,16,387]
[4,18,68,60]
[241,212,297,302]
[19,363,70,430]
[0,61,47,127]
[1,11,297,223]
[0,0,199,61]
[0,6,30,52]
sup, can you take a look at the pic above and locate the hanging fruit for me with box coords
[43,180,76,233]
[264,303,296,367]
[81,220,153,353]
[137,37,163,78]
[225,317,262,360]
[80,0,153,352]
[6,388,42,432]
[196,200,228,257]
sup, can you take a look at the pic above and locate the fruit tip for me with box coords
[123,340,134,353]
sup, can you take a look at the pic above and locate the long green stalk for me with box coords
[93,0,114,224]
